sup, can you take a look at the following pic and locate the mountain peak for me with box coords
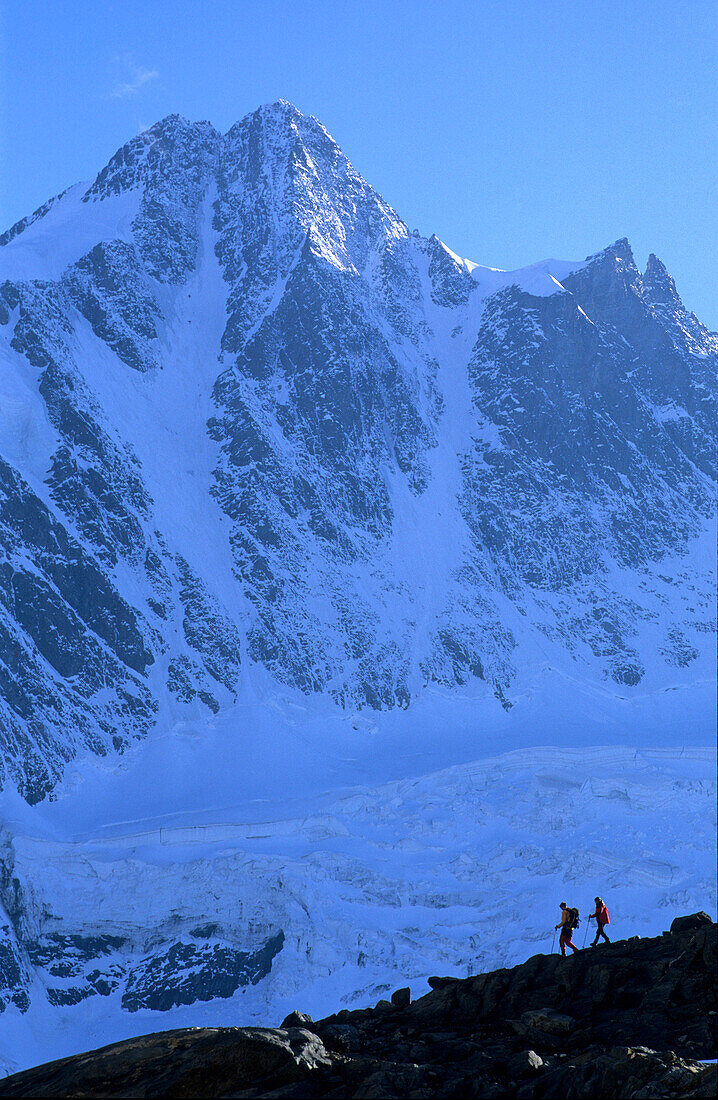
[218,99,405,276]
[145,111,186,131]
[585,236,636,267]
[239,99,309,132]
[611,235,632,255]
[643,252,680,305]
[143,113,217,140]
[83,114,219,204]
[224,99,338,162]
[256,98,305,119]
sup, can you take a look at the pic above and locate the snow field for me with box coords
[1,741,715,1076]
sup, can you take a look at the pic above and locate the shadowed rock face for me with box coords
[1,917,715,1098]
[63,241,162,373]
[0,103,716,803]
[0,919,285,1017]
[0,1026,333,1099]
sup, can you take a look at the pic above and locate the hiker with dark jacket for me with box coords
[588,896,610,945]
[556,902,580,955]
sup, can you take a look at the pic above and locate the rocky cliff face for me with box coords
[0,101,715,804]
[1,914,715,1098]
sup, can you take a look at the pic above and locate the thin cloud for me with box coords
[110,65,158,99]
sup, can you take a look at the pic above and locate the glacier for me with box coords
[0,100,715,1074]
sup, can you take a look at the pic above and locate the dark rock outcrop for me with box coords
[670,911,713,934]
[2,915,715,1098]
[0,1027,332,1099]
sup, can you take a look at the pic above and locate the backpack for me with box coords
[599,905,610,925]
[568,907,580,930]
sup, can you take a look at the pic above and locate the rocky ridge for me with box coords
[1,913,715,1098]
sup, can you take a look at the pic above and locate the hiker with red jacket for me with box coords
[588,896,610,946]
[555,902,580,955]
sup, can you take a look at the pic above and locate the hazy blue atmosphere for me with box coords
[2,0,716,324]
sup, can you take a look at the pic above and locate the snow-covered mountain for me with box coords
[0,101,715,1073]
[1,101,714,803]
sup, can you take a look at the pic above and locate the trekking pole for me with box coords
[583,917,591,948]
[551,929,557,954]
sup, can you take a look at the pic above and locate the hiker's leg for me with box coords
[560,936,567,956]
[599,925,610,943]
[569,937,579,953]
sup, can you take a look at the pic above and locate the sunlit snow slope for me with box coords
[0,101,715,1074]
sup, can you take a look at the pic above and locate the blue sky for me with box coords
[2,0,716,325]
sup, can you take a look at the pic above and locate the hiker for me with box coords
[588,896,610,946]
[555,902,580,955]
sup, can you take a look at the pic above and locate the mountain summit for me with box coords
[0,103,716,805]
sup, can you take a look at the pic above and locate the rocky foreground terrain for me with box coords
[1,911,715,1098]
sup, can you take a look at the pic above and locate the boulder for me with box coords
[318,1022,361,1053]
[351,1062,434,1098]
[0,1026,333,1097]
[428,976,457,990]
[518,1008,575,1036]
[512,1008,576,1051]
[527,1045,716,1099]
[280,1009,314,1029]
[391,986,411,1008]
[670,912,713,934]
[508,1048,544,1078]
